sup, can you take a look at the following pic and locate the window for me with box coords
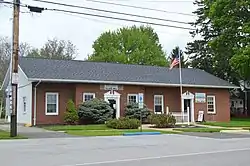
[83,93,95,101]
[207,95,216,114]
[23,97,27,114]
[127,94,138,104]
[154,95,164,113]
[45,92,59,115]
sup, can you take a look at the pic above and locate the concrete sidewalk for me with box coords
[0,124,78,139]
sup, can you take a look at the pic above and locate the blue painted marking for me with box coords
[123,132,161,136]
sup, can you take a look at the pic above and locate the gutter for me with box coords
[33,80,41,126]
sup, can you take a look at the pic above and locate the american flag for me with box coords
[169,51,180,69]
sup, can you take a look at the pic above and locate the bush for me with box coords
[63,99,79,125]
[124,103,152,124]
[106,117,141,129]
[78,98,114,124]
[148,113,176,128]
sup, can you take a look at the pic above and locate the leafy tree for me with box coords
[27,38,78,60]
[230,46,250,82]
[187,0,250,114]
[169,46,189,68]
[88,25,169,67]
[185,0,239,84]
[64,99,79,125]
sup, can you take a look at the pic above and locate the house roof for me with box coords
[13,57,238,89]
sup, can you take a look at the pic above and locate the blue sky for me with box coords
[0,0,198,60]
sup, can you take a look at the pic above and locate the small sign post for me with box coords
[138,93,144,109]
[197,111,204,122]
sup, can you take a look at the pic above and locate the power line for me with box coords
[31,0,191,25]
[48,8,194,30]
[1,1,194,30]
[86,0,196,16]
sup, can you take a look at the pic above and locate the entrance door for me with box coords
[108,99,116,119]
[184,99,192,122]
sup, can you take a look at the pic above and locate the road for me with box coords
[0,133,250,166]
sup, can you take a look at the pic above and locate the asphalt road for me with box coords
[1,134,250,166]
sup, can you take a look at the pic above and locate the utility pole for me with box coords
[10,0,20,137]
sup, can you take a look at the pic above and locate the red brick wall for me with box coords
[34,83,75,125]
[33,82,231,125]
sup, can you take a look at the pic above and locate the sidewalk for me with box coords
[0,124,78,139]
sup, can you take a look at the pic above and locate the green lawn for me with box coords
[43,124,109,131]
[42,124,177,136]
[173,128,224,133]
[203,117,250,127]
[0,130,26,139]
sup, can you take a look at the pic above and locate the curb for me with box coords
[123,132,161,136]
[220,130,250,133]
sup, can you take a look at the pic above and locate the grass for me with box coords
[0,130,26,140]
[203,117,250,127]
[66,129,177,136]
[173,128,224,133]
[43,124,109,131]
[42,124,177,136]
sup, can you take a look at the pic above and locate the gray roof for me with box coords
[17,57,237,89]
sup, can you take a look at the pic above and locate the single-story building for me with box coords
[1,57,238,126]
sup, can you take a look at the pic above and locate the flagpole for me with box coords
[178,47,184,123]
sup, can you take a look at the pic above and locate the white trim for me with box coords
[0,65,29,91]
[18,65,29,80]
[207,95,216,114]
[28,78,239,89]
[0,66,10,91]
[45,92,59,116]
[182,91,195,123]
[154,95,164,114]
[127,94,138,104]
[104,91,121,119]
[83,93,96,101]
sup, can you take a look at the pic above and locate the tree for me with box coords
[27,38,78,60]
[187,0,250,114]
[88,25,169,67]
[230,46,250,82]
[169,46,189,68]
[185,0,242,85]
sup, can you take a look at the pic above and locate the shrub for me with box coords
[148,113,176,128]
[106,117,141,129]
[78,98,114,124]
[63,99,79,125]
[124,103,152,124]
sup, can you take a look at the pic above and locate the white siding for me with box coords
[16,67,32,125]
[4,66,33,125]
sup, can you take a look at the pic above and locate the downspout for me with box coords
[33,80,41,126]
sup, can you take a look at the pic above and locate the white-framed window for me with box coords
[45,92,59,115]
[207,95,216,114]
[127,94,138,104]
[154,95,164,113]
[83,93,95,101]
[23,96,27,114]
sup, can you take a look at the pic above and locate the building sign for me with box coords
[195,93,206,103]
[138,93,144,109]
[104,85,118,90]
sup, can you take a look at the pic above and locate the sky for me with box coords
[0,0,198,60]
